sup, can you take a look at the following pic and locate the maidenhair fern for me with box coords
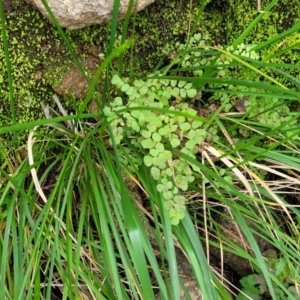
[167,34,295,131]
[104,74,219,225]
[104,33,297,225]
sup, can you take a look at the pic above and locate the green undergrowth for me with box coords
[104,31,300,224]
[105,73,218,225]
[237,250,300,299]
[1,0,300,299]
[0,0,213,138]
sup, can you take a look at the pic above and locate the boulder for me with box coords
[25,0,155,29]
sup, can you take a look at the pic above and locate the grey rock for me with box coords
[25,0,155,29]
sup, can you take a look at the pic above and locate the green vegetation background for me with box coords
[1,0,299,134]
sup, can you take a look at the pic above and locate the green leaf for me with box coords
[144,155,153,167]
[196,129,207,136]
[183,165,192,175]
[172,159,181,168]
[152,132,162,142]
[153,117,164,127]
[131,109,140,118]
[180,147,194,157]
[191,120,203,129]
[111,74,123,85]
[274,257,289,279]
[163,192,174,201]
[158,152,168,163]
[157,183,168,193]
[184,83,193,90]
[121,83,130,92]
[132,122,140,132]
[141,138,156,149]
[152,157,158,166]
[180,122,191,131]
[175,175,188,191]
[156,143,165,153]
[158,126,169,136]
[240,274,262,294]
[150,148,158,156]
[178,81,186,88]
[170,124,178,132]
[103,106,112,117]
[133,79,143,87]
[174,195,185,205]
[161,177,168,184]
[180,88,187,98]
[163,90,172,99]
[164,200,173,210]
[151,167,160,180]
[177,116,185,124]
[172,87,180,97]
[219,169,226,176]
[224,103,232,112]
[165,168,173,176]
[141,130,151,139]
[169,209,185,225]
[126,86,135,96]
[191,164,200,172]
[126,117,140,132]
[186,175,195,183]
[147,123,157,132]
[160,79,170,86]
[170,137,180,148]
[187,88,197,98]
[170,80,177,87]
[160,114,169,122]
[114,97,123,106]
[185,140,196,150]
[173,203,185,213]
[161,150,172,161]
[157,160,166,169]
[185,108,197,116]
[146,78,156,87]
[167,181,173,189]
[140,86,148,95]
[223,176,232,185]
[179,103,189,110]
[194,129,207,142]
[187,130,196,140]
[138,113,146,126]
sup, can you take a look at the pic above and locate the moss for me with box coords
[222,0,300,44]
[1,0,300,143]
[207,0,300,90]
[0,2,73,133]
[65,0,221,75]
[1,0,218,139]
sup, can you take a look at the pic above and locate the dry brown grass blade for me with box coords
[198,142,297,236]
[28,126,48,204]
[27,127,93,257]
[198,142,254,197]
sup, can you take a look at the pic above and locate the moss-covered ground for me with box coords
[0,0,299,138]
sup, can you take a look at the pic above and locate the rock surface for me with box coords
[53,56,99,98]
[24,0,155,29]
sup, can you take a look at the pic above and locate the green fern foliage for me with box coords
[105,74,219,225]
